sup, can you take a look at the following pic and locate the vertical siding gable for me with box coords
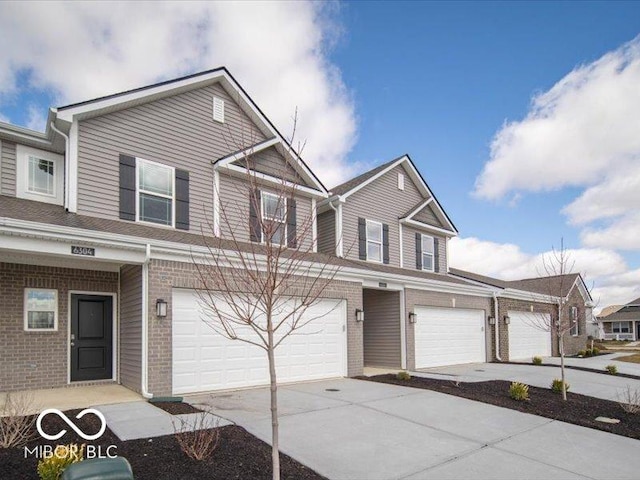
[77,82,267,234]
[317,209,336,255]
[341,163,427,267]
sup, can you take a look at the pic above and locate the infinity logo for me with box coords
[36,408,107,441]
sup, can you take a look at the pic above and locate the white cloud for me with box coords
[0,1,357,187]
[25,105,46,132]
[449,236,632,312]
[474,36,640,201]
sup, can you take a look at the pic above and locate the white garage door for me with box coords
[414,306,486,369]
[172,289,347,394]
[508,311,552,360]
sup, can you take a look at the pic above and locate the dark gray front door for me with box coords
[70,294,113,382]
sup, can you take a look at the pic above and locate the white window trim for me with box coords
[24,288,58,332]
[135,157,176,228]
[612,321,630,334]
[365,219,383,263]
[421,233,435,272]
[16,144,64,206]
[261,191,287,244]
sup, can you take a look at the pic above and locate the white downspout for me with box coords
[493,293,502,361]
[327,198,343,257]
[49,122,70,210]
[141,243,153,398]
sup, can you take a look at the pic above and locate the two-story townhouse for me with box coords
[0,68,370,397]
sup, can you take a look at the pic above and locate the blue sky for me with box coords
[1,1,639,309]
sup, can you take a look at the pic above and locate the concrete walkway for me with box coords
[0,384,141,416]
[414,362,640,401]
[95,401,231,441]
[525,353,640,376]
[187,378,640,480]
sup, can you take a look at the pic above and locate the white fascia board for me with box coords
[340,156,407,200]
[218,163,327,198]
[215,137,280,165]
[403,198,433,220]
[401,218,458,237]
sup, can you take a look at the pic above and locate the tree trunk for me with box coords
[267,324,280,480]
[559,336,567,401]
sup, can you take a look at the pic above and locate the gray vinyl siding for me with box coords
[316,210,336,255]
[1,141,16,197]
[235,146,306,185]
[77,82,267,232]
[342,164,425,266]
[402,225,447,272]
[218,172,314,249]
[413,203,444,228]
[363,289,401,367]
[119,265,142,393]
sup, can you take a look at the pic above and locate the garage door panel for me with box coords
[172,289,346,394]
[508,311,551,359]
[415,307,486,369]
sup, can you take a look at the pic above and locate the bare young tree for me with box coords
[191,115,343,480]
[529,238,577,401]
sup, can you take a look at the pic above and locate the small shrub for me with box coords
[396,371,411,381]
[551,379,570,394]
[585,349,593,357]
[509,382,530,401]
[532,356,542,365]
[0,392,38,448]
[606,364,618,375]
[37,444,84,480]
[618,386,640,414]
[577,350,586,357]
[173,410,220,461]
[592,347,600,356]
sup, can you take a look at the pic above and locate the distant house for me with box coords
[597,297,640,341]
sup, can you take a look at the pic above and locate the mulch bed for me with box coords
[0,409,325,480]
[360,375,640,440]
[150,401,203,415]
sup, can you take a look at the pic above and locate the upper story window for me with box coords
[366,220,383,262]
[421,234,435,271]
[569,306,579,336]
[137,158,175,226]
[261,191,287,244]
[16,145,64,205]
[24,288,58,331]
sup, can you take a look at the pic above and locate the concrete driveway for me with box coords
[532,353,640,376]
[416,362,640,401]
[187,379,640,480]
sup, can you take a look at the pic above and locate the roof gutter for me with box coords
[49,122,70,210]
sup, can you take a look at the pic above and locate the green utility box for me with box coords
[61,457,133,480]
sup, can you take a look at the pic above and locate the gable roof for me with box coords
[451,268,591,302]
[598,295,640,321]
[329,154,458,234]
[55,67,327,195]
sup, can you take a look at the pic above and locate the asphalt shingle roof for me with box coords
[330,157,402,196]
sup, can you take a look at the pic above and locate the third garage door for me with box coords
[414,306,486,369]
[508,311,552,360]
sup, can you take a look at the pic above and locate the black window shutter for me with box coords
[358,218,366,260]
[382,224,390,264]
[249,189,261,242]
[287,198,297,248]
[119,154,136,221]
[175,169,189,231]
[434,237,440,272]
[415,232,422,270]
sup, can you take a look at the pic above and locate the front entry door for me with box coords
[70,294,113,382]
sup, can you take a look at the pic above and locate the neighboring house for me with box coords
[598,297,640,341]
[0,67,592,398]
[450,269,593,360]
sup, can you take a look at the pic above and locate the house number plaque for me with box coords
[71,246,96,256]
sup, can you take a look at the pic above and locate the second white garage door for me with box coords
[172,289,347,394]
[508,311,552,360]
[414,306,486,369]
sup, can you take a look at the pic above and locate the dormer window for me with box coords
[137,158,175,226]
